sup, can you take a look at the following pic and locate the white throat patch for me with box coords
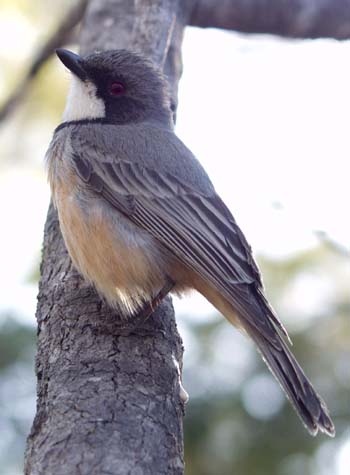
[62,76,105,121]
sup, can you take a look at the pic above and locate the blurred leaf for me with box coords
[0,316,36,369]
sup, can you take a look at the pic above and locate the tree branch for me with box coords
[190,0,350,39]
[24,1,187,474]
[0,0,87,124]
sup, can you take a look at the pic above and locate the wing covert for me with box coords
[72,148,288,347]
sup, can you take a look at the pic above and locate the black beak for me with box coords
[56,48,88,81]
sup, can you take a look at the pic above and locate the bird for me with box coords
[47,47,335,437]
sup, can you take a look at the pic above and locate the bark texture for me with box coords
[25,1,187,474]
[190,0,350,39]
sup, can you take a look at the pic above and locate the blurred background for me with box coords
[0,1,349,474]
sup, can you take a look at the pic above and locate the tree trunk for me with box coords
[24,1,188,474]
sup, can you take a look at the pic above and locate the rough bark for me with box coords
[190,0,350,39]
[24,1,187,474]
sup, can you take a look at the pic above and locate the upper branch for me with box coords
[190,0,350,39]
[0,0,87,123]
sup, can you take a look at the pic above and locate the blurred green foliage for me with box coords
[0,317,36,369]
[0,316,36,475]
[182,246,350,475]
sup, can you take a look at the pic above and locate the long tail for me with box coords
[245,319,335,437]
[196,280,335,436]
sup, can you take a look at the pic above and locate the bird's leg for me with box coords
[118,278,175,336]
[139,278,175,321]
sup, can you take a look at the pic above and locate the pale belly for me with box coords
[56,191,167,316]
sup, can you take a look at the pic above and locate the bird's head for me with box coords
[56,48,172,126]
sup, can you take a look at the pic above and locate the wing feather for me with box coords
[73,152,288,347]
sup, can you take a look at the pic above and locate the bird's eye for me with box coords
[110,82,125,96]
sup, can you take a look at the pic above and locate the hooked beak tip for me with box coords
[56,48,87,81]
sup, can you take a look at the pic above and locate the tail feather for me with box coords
[196,280,335,436]
[248,324,335,437]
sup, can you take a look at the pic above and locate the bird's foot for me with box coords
[117,278,175,337]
